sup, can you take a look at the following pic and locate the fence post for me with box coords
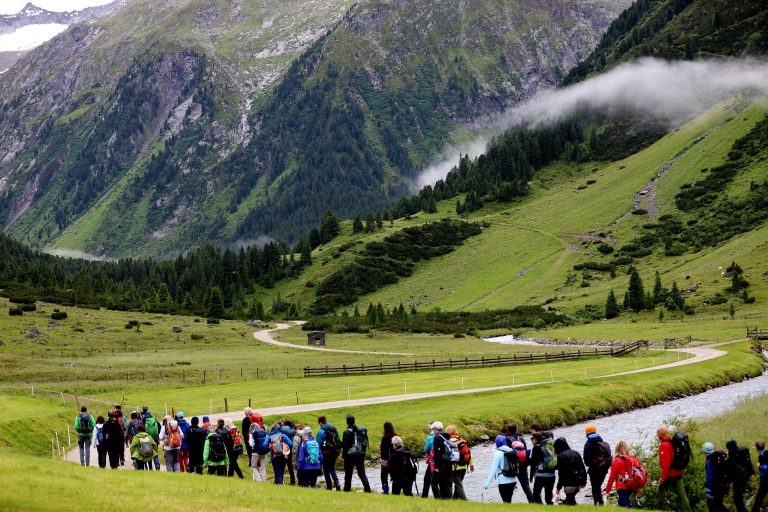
[224,398,228,413]
[203,371,206,383]
[461,377,464,390]
[51,438,55,459]
[610,363,614,375]
[513,374,515,386]
[249,398,252,407]
[209,399,213,416]
[296,392,299,405]
[347,386,351,401]
[31,385,34,397]
[403,382,407,395]
[67,425,71,447]
[550,369,554,382]
[584,367,588,379]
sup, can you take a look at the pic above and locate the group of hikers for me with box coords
[74,405,768,510]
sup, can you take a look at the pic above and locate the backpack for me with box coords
[251,426,269,455]
[456,438,472,465]
[320,426,342,455]
[139,435,153,458]
[127,421,139,441]
[305,439,321,465]
[736,447,755,478]
[405,452,419,479]
[511,440,527,465]
[618,455,648,491]
[96,425,104,444]
[77,413,93,435]
[269,432,289,458]
[165,425,181,448]
[208,433,227,463]
[440,434,459,463]
[541,438,557,470]
[501,449,520,477]
[594,441,613,471]
[230,427,243,455]
[573,457,588,486]
[670,432,691,470]
[144,417,158,439]
[348,427,369,456]
[710,451,731,495]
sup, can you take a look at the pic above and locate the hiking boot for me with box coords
[336,484,341,491]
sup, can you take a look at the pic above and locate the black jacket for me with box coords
[242,416,252,455]
[342,424,366,459]
[186,426,208,466]
[381,435,394,461]
[554,437,587,490]
[388,447,415,482]
[432,432,453,472]
[103,419,123,451]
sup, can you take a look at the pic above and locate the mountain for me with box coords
[0,0,629,258]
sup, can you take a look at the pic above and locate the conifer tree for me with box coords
[627,269,645,311]
[207,286,225,319]
[605,289,620,319]
[352,215,364,234]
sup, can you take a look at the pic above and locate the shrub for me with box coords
[532,318,546,329]
[631,208,648,215]
[597,243,614,254]
[586,179,597,185]
[19,303,36,312]
[453,333,465,338]
[8,307,23,316]
[206,318,220,325]
[51,311,68,320]
[191,333,205,340]
[612,256,634,265]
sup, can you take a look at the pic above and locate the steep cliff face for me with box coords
[0,0,628,257]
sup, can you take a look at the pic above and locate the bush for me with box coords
[206,318,220,325]
[19,303,36,312]
[532,318,546,329]
[612,256,634,265]
[631,208,648,215]
[51,311,68,320]
[191,334,205,340]
[8,307,23,316]
[597,243,614,254]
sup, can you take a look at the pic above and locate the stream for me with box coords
[347,370,768,502]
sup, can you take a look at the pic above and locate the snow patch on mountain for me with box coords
[0,23,67,51]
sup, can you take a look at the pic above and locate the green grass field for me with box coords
[696,392,768,451]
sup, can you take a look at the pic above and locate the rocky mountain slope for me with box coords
[0,0,628,258]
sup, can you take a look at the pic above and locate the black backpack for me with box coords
[670,432,692,470]
[573,457,588,486]
[348,426,368,456]
[405,451,419,479]
[78,413,93,434]
[736,447,755,478]
[594,441,613,470]
[710,451,731,495]
[321,426,342,455]
[501,449,520,477]
[208,434,227,463]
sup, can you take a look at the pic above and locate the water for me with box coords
[481,335,547,346]
[348,371,768,502]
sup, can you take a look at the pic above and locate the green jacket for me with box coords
[130,432,158,462]
[74,413,95,439]
[203,432,229,466]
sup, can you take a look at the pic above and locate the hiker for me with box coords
[144,413,161,470]
[159,416,183,472]
[103,411,124,469]
[583,425,612,505]
[202,416,212,431]
[203,428,229,476]
[94,415,107,468]
[317,416,342,491]
[130,425,158,470]
[726,440,754,512]
[342,414,371,492]
[381,422,397,494]
[554,437,588,505]
[283,420,298,485]
[115,405,127,466]
[431,421,454,499]
[483,434,519,503]
[177,412,191,473]
[74,406,95,466]
[140,405,153,424]
[752,440,768,512]
[507,423,533,502]
[186,416,208,475]
[447,425,473,500]
[248,413,269,482]
[657,426,691,512]
[264,421,293,484]
[297,426,323,488]
[225,418,245,479]
[242,407,253,461]
[531,422,554,440]
[703,442,730,512]
[530,432,557,504]
[126,412,142,468]
[422,422,435,498]
[388,435,417,496]
[605,440,646,508]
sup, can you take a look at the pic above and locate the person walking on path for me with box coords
[186,416,208,475]
[447,425,473,500]
[583,425,612,505]
[342,414,371,492]
[140,405,153,424]
[203,428,229,476]
[530,432,557,505]
[129,425,158,470]
[657,426,691,512]
[752,440,768,512]
[159,416,184,472]
[248,413,269,482]
[126,412,142,468]
[554,437,588,505]
[725,440,753,512]
[74,406,95,467]
[297,426,323,488]
[114,405,127,466]
[177,412,191,472]
[144,413,161,471]
[94,415,107,469]
[507,423,533,502]
[242,408,253,462]
[388,436,417,496]
[317,416,342,491]
[703,442,729,512]
[103,411,124,470]
[380,422,397,495]
[225,418,245,479]
[422,423,435,498]
[264,421,293,484]
[605,440,638,508]
[483,435,519,503]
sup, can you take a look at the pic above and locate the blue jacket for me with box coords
[177,419,191,449]
[424,432,434,454]
[297,435,323,471]
[316,423,335,448]
[263,427,293,459]
[583,433,604,469]
[759,449,768,479]
[484,446,518,488]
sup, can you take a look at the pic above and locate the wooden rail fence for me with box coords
[747,327,768,340]
[304,341,647,377]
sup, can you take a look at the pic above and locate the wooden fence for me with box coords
[747,327,768,340]
[304,341,647,377]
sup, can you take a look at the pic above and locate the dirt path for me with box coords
[65,344,726,469]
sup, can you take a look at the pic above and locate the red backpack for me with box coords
[618,454,648,491]
[456,438,472,465]
[165,424,181,448]
[511,440,527,464]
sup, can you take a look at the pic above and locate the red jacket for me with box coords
[659,437,683,481]
[605,455,632,493]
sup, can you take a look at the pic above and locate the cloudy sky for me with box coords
[0,1,113,15]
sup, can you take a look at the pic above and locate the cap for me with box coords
[177,411,184,419]
[702,442,715,455]
[585,425,597,434]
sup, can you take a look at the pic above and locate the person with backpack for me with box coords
[248,413,269,482]
[605,440,648,508]
[317,416,342,491]
[703,442,730,512]
[388,435,418,496]
[242,407,253,461]
[224,418,244,479]
[159,416,184,472]
[94,415,107,469]
[431,421,455,499]
[483,435,519,502]
[342,414,371,492]
[726,440,754,512]
[129,425,158,470]
[177,412,191,473]
[657,426,691,512]
[530,432,557,504]
[507,423,533,502]
[186,416,208,475]
[447,425,473,500]
[126,411,143,468]
[263,421,293,484]
[74,406,95,466]
[583,425,612,505]
[140,405,153,424]
[380,422,397,495]
[422,422,436,498]
[283,420,298,485]
[554,437,588,505]
[103,411,124,469]
[115,405,127,466]
[297,426,323,488]
[203,428,229,476]
[202,416,212,431]
[751,440,768,512]
[144,413,161,471]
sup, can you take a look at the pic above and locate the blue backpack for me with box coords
[252,426,269,455]
[305,439,320,465]
[96,425,104,444]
